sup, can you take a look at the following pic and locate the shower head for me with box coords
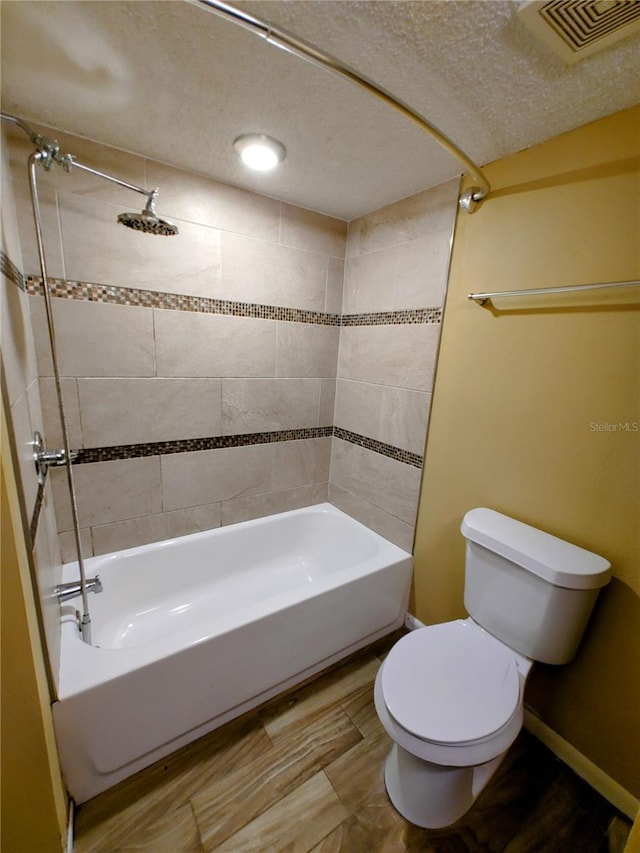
[118,189,179,236]
[118,211,179,236]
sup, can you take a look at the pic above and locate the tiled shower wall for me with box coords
[5,121,457,566]
[330,182,458,549]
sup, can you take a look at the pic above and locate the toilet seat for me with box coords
[381,620,520,746]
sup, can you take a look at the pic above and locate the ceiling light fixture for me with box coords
[233,133,286,171]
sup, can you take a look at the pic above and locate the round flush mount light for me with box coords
[233,134,286,172]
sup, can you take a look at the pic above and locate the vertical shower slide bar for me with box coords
[26,151,94,643]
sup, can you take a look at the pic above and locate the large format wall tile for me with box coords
[11,179,65,279]
[58,527,93,564]
[276,323,340,378]
[220,232,328,311]
[338,323,440,392]
[280,203,347,258]
[330,438,421,526]
[9,384,41,519]
[378,386,431,456]
[154,310,277,378]
[272,438,332,491]
[145,160,281,241]
[38,377,83,449]
[346,179,459,257]
[343,235,450,313]
[78,377,223,446]
[161,445,274,511]
[51,457,163,531]
[221,378,321,435]
[220,483,327,527]
[326,257,345,314]
[91,503,223,556]
[319,379,336,426]
[1,274,39,407]
[334,379,383,442]
[30,297,156,378]
[58,192,222,297]
[328,483,414,553]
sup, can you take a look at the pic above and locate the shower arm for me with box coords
[63,160,159,212]
[189,0,490,213]
[1,112,158,209]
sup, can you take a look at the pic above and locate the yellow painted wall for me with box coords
[1,405,67,853]
[414,105,640,796]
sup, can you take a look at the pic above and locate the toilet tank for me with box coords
[461,509,611,664]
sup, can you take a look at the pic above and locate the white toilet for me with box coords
[374,507,611,829]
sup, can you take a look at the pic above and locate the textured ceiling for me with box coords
[1,0,639,220]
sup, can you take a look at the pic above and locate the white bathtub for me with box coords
[52,503,412,802]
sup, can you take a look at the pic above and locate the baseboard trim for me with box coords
[524,708,639,820]
[404,611,426,631]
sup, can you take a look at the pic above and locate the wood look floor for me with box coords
[74,635,631,853]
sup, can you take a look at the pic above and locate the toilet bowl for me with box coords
[374,508,611,829]
[374,619,532,828]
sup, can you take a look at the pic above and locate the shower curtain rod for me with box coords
[189,0,490,213]
[468,279,640,305]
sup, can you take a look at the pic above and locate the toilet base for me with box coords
[384,743,505,829]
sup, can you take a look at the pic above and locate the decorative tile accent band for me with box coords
[19,271,442,327]
[341,307,442,326]
[333,427,423,468]
[25,276,342,326]
[72,426,423,468]
[74,427,335,464]
[1,251,26,290]
[29,480,46,546]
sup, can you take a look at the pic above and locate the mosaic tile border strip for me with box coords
[25,276,342,326]
[20,271,442,327]
[29,480,46,545]
[1,251,26,290]
[72,425,423,468]
[341,307,442,326]
[333,427,423,468]
[74,427,335,464]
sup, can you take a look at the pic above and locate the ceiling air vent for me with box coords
[518,0,640,64]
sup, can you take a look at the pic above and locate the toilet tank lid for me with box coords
[461,508,611,590]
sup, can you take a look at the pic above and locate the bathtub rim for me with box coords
[56,503,412,698]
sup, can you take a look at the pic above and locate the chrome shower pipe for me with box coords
[1,112,158,207]
[26,151,93,645]
[64,158,158,208]
[2,112,178,642]
[1,112,42,142]
[189,0,491,212]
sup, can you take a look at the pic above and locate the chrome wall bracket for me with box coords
[33,430,78,484]
[459,187,484,214]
